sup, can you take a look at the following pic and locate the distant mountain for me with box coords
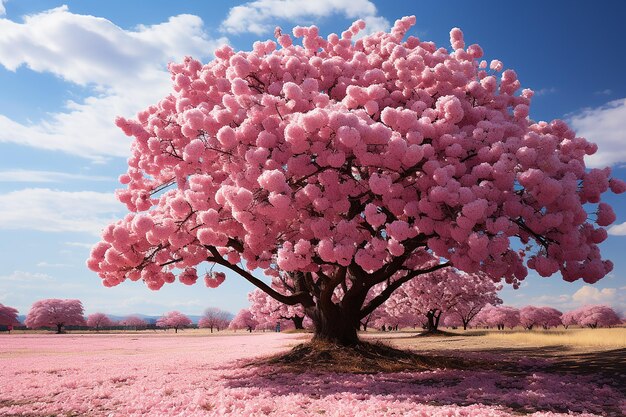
[102,313,233,325]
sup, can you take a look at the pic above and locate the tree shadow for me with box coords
[222,346,625,416]
[462,346,626,393]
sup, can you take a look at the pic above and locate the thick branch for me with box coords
[367,234,431,285]
[359,262,451,319]
[204,247,314,307]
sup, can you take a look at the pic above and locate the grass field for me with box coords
[482,327,626,348]
[1,329,624,416]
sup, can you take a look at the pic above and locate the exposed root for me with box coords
[249,340,469,373]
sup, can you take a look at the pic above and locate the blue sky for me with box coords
[0,0,624,317]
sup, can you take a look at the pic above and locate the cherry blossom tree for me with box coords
[156,311,192,333]
[25,299,86,333]
[520,306,561,330]
[0,303,20,331]
[537,307,562,329]
[444,275,501,330]
[560,309,581,329]
[565,305,621,328]
[229,309,258,332]
[198,307,231,332]
[442,314,463,329]
[86,313,114,331]
[119,316,148,330]
[87,16,623,346]
[475,304,520,329]
[519,306,541,330]
[384,269,499,332]
[249,288,306,330]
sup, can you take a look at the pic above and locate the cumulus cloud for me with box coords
[221,0,389,35]
[0,1,6,17]
[0,188,122,235]
[608,222,626,236]
[568,98,626,168]
[0,169,110,182]
[0,6,227,160]
[571,285,618,304]
[505,284,625,313]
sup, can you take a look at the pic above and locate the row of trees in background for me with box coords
[227,271,623,333]
[0,300,232,334]
[2,298,622,334]
[228,268,621,333]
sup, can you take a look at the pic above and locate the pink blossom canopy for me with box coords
[87,16,623,322]
[0,303,20,327]
[156,311,192,329]
[24,299,86,329]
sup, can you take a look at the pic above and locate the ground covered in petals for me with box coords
[0,331,623,416]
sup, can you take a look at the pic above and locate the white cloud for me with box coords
[571,285,617,304]
[504,284,625,313]
[0,6,227,160]
[36,262,72,268]
[64,241,97,249]
[221,0,389,35]
[534,87,557,96]
[594,89,612,96]
[0,169,110,182]
[568,98,626,168]
[0,1,6,17]
[0,188,122,235]
[0,270,54,282]
[608,222,626,236]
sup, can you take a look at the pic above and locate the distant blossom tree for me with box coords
[560,309,581,329]
[248,288,306,330]
[87,16,624,346]
[25,299,86,333]
[442,314,463,329]
[475,304,520,329]
[198,307,231,332]
[536,307,562,329]
[0,303,20,331]
[520,306,561,330]
[229,309,258,332]
[119,316,148,330]
[564,305,621,328]
[385,269,499,332]
[156,311,192,333]
[86,313,114,331]
[444,275,501,330]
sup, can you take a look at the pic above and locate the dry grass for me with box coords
[482,327,626,348]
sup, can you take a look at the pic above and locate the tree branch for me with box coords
[359,262,451,319]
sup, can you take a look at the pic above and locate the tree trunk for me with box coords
[174,327,178,333]
[425,310,441,332]
[291,315,305,330]
[306,304,359,346]
[56,323,63,334]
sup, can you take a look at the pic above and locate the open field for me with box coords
[1,330,624,416]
